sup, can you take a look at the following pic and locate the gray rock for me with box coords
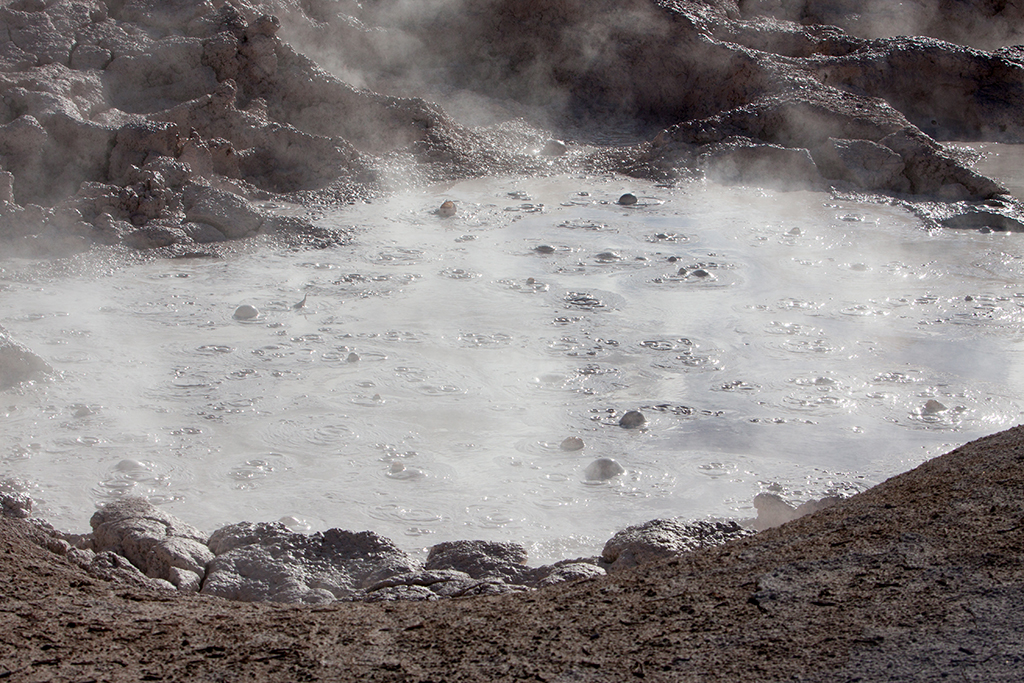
[940,210,1024,232]
[740,0,1024,52]
[0,479,32,518]
[364,584,438,602]
[180,221,228,243]
[202,522,417,603]
[182,183,265,240]
[366,568,478,599]
[123,225,190,249]
[424,539,532,584]
[601,519,751,571]
[90,498,214,591]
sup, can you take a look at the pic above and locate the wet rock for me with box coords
[940,210,1024,232]
[86,550,175,591]
[424,539,532,585]
[90,498,214,592]
[534,244,556,254]
[601,519,751,571]
[617,193,638,205]
[203,522,417,603]
[619,410,646,428]
[108,121,183,186]
[880,129,1003,199]
[584,458,625,481]
[182,184,264,240]
[0,325,52,390]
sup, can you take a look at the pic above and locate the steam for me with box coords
[261,0,685,137]
[739,0,1024,50]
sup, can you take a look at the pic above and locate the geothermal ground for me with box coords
[4,0,1024,680]
[2,425,1024,681]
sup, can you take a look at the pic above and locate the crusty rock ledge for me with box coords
[3,0,1024,261]
[2,425,1023,681]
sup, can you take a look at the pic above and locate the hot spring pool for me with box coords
[2,174,1023,563]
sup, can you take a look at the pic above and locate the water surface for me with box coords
[2,174,1022,562]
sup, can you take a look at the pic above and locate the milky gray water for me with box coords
[2,173,1023,562]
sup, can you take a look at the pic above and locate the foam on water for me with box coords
[2,174,1023,563]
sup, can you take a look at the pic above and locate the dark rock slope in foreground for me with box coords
[2,0,1024,259]
[2,424,1023,681]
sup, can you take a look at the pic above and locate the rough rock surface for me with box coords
[202,521,418,603]
[601,518,753,571]
[740,0,1024,50]
[0,479,32,518]
[1,0,1023,260]
[89,498,214,591]
[3,425,1024,680]
[423,539,533,585]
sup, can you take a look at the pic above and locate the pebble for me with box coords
[347,352,360,362]
[618,193,638,206]
[233,304,259,320]
[560,436,585,451]
[438,200,457,217]
[619,410,646,429]
[923,399,947,414]
[585,458,625,481]
[534,245,555,254]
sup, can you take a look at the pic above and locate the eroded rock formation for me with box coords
[0,0,1022,260]
[27,498,772,603]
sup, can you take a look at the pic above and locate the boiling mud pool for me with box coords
[2,175,1024,563]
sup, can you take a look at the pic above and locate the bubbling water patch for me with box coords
[2,175,1023,563]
